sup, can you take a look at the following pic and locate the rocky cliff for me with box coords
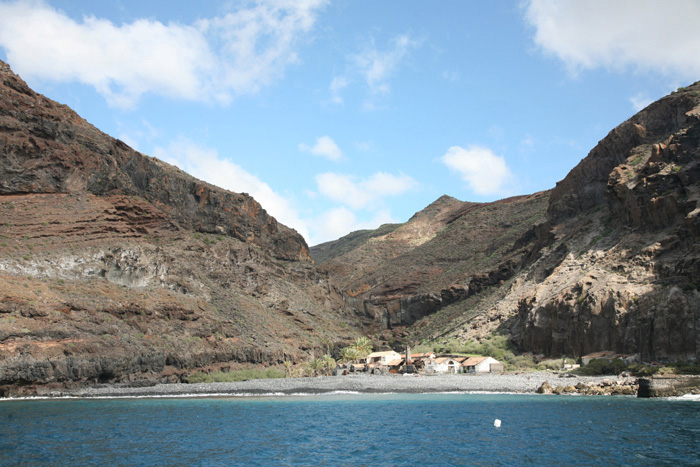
[507,82,700,361]
[317,82,700,362]
[0,60,308,262]
[3,57,699,395]
[313,191,550,341]
[0,60,356,396]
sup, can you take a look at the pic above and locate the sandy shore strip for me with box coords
[46,372,634,399]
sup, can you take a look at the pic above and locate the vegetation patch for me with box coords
[628,363,659,377]
[670,362,700,375]
[577,358,627,376]
[187,368,285,383]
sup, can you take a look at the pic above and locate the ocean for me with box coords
[1,393,699,466]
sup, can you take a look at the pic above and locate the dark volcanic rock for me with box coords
[506,83,700,360]
[0,60,308,262]
[549,83,700,223]
[0,60,356,396]
[318,81,700,362]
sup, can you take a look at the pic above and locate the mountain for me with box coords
[0,60,358,396]
[312,192,550,334]
[2,58,699,396]
[316,82,700,362]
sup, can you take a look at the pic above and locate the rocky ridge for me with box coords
[317,82,700,362]
[0,60,357,396]
[313,191,550,339]
[0,60,308,262]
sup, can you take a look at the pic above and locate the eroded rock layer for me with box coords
[0,61,355,396]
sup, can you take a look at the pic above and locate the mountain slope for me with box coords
[0,60,357,396]
[319,82,700,362]
[315,191,550,337]
[0,60,307,262]
[503,81,700,360]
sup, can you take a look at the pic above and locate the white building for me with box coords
[425,357,461,374]
[366,351,402,366]
[461,356,502,373]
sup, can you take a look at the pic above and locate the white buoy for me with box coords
[494,419,502,428]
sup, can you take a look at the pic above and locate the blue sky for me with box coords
[0,1,699,245]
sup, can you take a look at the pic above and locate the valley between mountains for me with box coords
[1,59,699,396]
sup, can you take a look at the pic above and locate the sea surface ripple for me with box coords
[1,393,699,466]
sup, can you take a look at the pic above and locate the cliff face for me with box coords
[0,61,355,396]
[318,82,700,362]
[507,82,700,361]
[549,84,700,224]
[0,60,308,262]
[314,192,550,341]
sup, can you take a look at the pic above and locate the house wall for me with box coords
[368,351,402,365]
[426,360,459,374]
[474,358,499,373]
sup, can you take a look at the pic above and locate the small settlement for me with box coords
[335,349,503,376]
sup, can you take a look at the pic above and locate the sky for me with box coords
[0,1,699,246]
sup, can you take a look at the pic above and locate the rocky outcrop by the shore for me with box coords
[536,378,638,396]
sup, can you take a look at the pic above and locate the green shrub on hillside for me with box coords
[432,335,534,370]
[536,358,566,371]
[508,355,538,370]
[578,358,626,376]
[671,362,700,375]
[628,363,659,377]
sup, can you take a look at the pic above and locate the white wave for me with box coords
[667,393,700,401]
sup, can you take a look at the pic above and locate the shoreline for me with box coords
[2,372,637,400]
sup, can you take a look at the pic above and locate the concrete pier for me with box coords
[637,376,700,397]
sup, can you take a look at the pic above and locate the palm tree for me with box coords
[321,354,336,375]
[339,346,361,363]
[283,361,293,378]
[307,358,324,377]
[354,336,373,358]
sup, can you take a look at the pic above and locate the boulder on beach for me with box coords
[537,381,553,394]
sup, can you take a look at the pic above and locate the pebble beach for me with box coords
[50,372,634,399]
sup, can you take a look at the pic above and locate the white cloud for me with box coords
[323,33,420,109]
[440,145,514,196]
[315,171,416,210]
[353,34,419,95]
[314,207,358,244]
[310,207,395,246]
[629,93,653,112]
[0,0,327,108]
[299,135,343,161]
[153,139,309,240]
[524,0,700,80]
[328,76,348,105]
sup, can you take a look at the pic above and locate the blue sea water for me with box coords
[1,393,699,466]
